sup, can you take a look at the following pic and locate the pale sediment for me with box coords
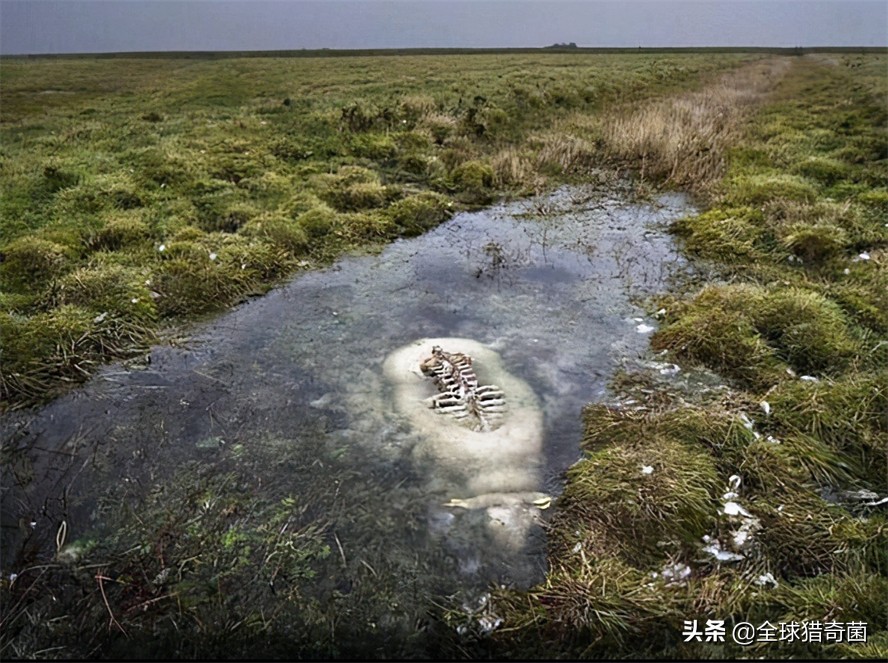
[384,337,546,552]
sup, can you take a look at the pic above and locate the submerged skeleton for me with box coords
[420,345,506,432]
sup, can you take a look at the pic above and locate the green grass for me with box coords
[2,51,886,660]
[0,52,751,408]
[484,54,888,660]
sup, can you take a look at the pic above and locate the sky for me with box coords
[1,0,886,55]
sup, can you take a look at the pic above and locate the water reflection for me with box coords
[1,183,693,651]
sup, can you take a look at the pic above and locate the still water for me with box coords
[1,183,693,655]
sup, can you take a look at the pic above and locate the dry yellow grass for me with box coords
[532,132,597,175]
[601,59,790,192]
[490,146,534,187]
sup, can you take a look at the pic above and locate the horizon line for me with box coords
[4,44,887,58]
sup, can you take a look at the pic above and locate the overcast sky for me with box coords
[1,0,885,55]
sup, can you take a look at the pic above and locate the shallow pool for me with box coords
[1,182,694,655]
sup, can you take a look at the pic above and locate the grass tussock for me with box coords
[532,132,597,176]
[0,306,153,404]
[488,391,887,658]
[562,430,720,563]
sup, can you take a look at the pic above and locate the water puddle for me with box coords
[1,183,694,653]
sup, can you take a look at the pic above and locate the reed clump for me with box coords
[600,59,790,192]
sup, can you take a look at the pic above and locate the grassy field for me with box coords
[485,53,888,659]
[1,51,886,659]
[0,51,748,407]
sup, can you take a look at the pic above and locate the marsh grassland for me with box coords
[0,52,744,407]
[1,51,886,659]
[486,54,888,659]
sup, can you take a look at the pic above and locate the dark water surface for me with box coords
[1,183,694,654]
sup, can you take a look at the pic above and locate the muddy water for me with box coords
[1,183,693,653]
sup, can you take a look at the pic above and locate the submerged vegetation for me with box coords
[1,51,886,659]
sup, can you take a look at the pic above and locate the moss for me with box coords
[395,151,438,179]
[40,161,81,193]
[0,291,35,313]
[214,237,292,282]
[270,135,319,162]
[170,225,206,242]
[152,232,292,317]
[325,181,388,211]
[725,145,773,169]
[450,159,494,191]
[279,190,324,217]
[46,184,97,219]
[324,165,378,186]
[348,132,397,161]
[314,167,394,211]
[129,146,194,188]
[196,201,256,234]
[209,150,262,185]
[338,211,399,241]
[161,239,207,261]
[152,255,238,317]
[394,130,434,153]
[448,159,496,204]
[857,187,888,215]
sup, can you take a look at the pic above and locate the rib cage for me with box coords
[420,345,506,432]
